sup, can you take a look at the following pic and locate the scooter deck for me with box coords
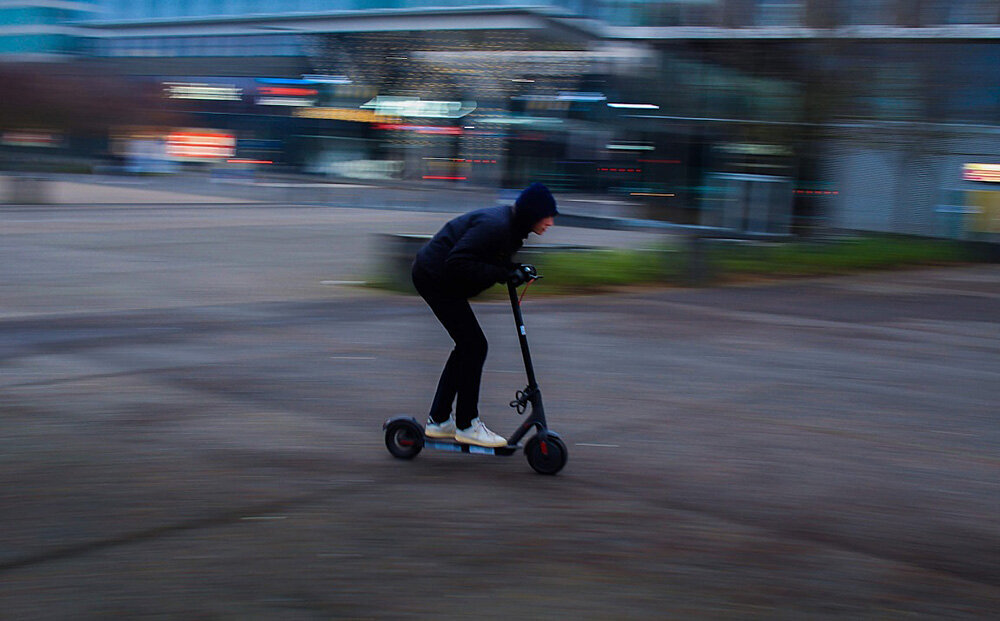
[424,438,519,456]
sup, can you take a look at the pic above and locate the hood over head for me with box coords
[512,182,558,236]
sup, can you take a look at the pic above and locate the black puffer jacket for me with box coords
[413,205,523,299]
[413,183,558,299]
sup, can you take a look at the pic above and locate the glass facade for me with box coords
[94,33,305,57]
[656,40,1000,126]
[83,0,1000,27]
[0,2,98,57]
[0,33,78,54]
[1,7,77,25]
[88,0,532,22]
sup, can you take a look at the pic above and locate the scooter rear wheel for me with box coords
[385,419,424,459]
[525,434,567,475]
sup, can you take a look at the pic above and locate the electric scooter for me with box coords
[383,266,568,475]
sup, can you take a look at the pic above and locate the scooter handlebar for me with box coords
[508,263,541,286]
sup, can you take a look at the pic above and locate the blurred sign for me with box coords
[301,74,351,84]
[166,131,235,160]
[963,163,1000,183]
[294,107,399,123]
[361,96,475,119]
[967,190,1000,233]
[374,124,462,135]
[165,82,242,101]
[606,142,654,151]
[256,86,317,107]
[557,91,606,102]
[2,131,60,147]
[719,143,793,157]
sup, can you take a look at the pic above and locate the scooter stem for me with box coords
[507,281,538,388]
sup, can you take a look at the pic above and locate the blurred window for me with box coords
[192,37,210,56]
[919,0,951,25]
[945,0,997,24]
[839,0,893,25]
[938,43,1000,122]
[231,35,243,53]
[756,0,803,26]
[173,37,192,56]
[839,42,1000,124]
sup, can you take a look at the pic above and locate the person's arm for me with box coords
[444,218,510,285]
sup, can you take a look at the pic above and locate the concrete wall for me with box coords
[829,122,1000,238]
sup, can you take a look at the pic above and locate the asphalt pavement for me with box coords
[1,181,999,619]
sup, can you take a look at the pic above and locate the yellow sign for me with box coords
[966,190,1000,234]
[293,107,400,123]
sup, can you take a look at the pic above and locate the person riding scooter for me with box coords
[410,182,558,447]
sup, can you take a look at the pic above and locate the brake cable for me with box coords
[518,277,535,306]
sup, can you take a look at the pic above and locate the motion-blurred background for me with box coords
[2,0,999,239]
[4,5,1000,618]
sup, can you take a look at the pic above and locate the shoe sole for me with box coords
[454,436,508,448]
[424,430,456,439]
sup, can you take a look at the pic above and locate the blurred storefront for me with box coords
[1,1,998,237]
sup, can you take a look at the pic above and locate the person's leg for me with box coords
[427,348,459,423]
[422,296,487,430]
[412,266,501,445]
[413,266,459,424]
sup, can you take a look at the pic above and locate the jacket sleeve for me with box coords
[444,217,510,287]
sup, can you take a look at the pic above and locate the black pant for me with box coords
[412,265,487,429]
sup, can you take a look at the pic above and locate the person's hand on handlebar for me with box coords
[508,263,538,286]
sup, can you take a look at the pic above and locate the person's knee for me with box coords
[459,333,488,362]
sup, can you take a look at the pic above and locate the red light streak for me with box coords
[258,87,317,96]
[375,124,462,135]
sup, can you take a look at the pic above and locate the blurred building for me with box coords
[5,1,1000,237]
[0,0,98,60]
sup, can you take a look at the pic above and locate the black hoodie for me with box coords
[413,183,558,299]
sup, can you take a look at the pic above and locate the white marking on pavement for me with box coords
[220,181,368,188]
[330,356,376,360]
[321,280,367,285]
[240,516,288,521]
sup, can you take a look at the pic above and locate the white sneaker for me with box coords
[454,418,507,448]
[425,416,457,439]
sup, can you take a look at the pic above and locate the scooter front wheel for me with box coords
[525,434,567,475]
[384,418,424,459]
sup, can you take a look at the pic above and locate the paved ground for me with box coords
[1,190,999,619]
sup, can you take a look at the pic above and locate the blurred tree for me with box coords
[0,63,181,135]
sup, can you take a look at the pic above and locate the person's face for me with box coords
[532,216,555,235]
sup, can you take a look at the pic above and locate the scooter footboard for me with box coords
[423,439,518,456]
